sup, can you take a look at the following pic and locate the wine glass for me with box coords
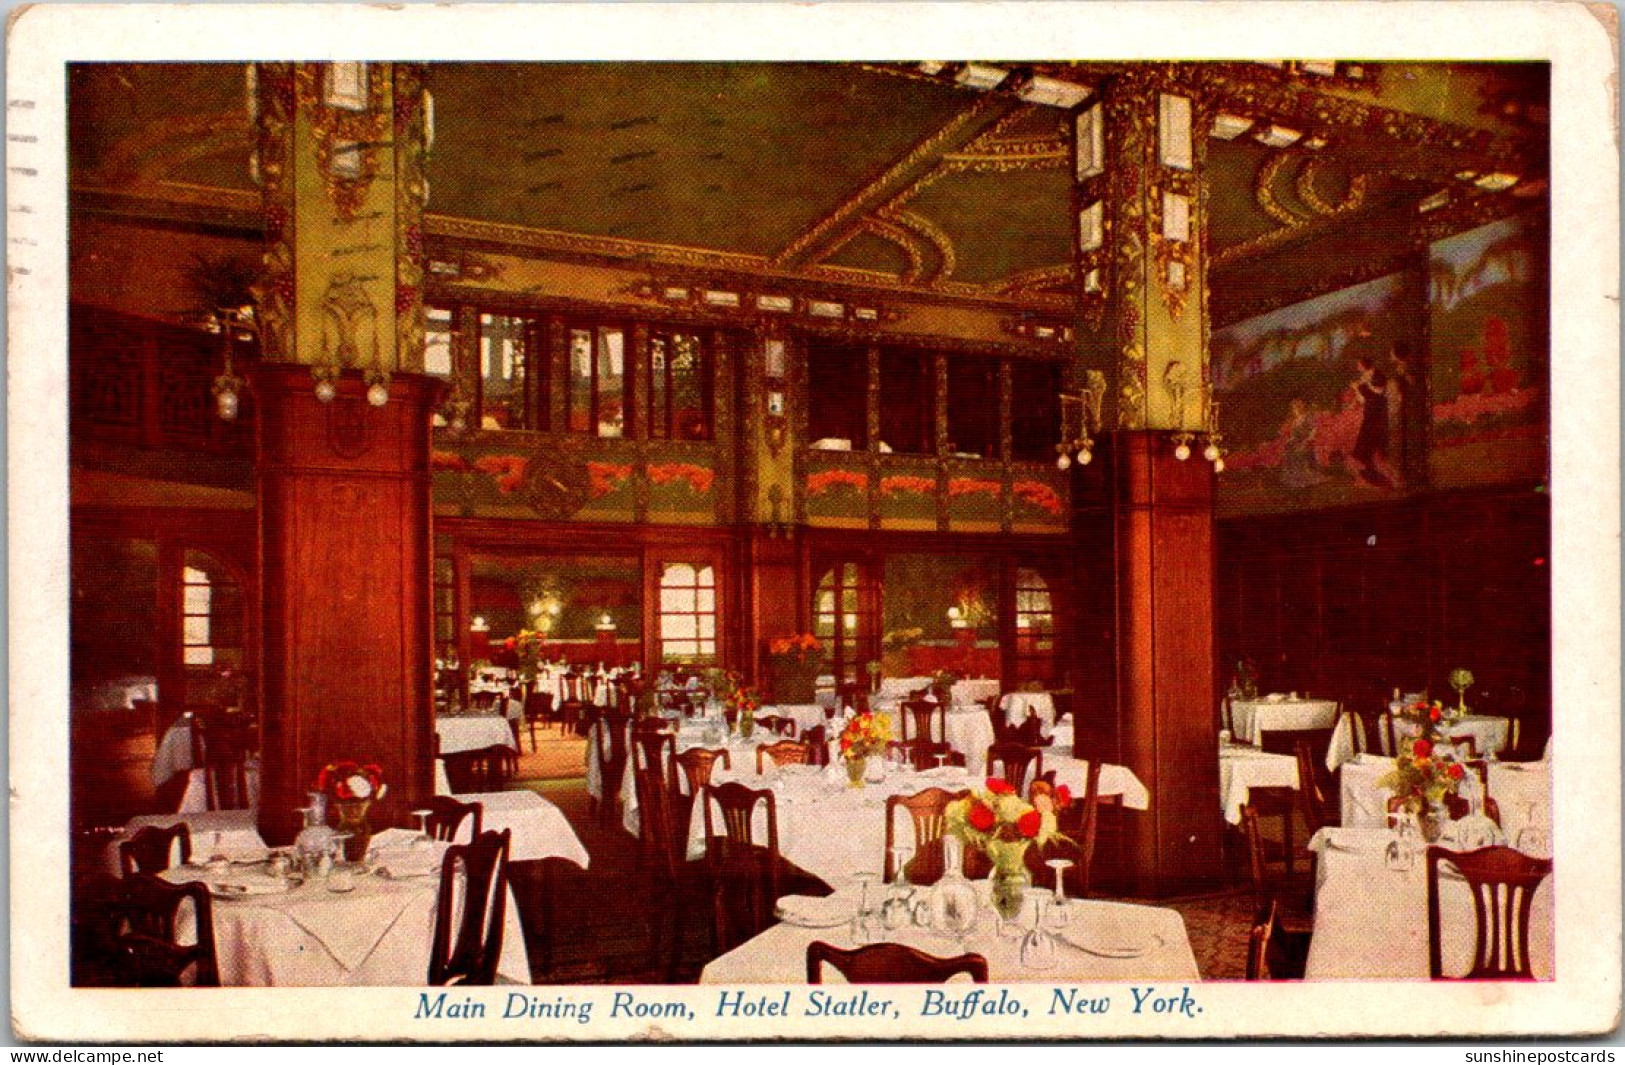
[849,872,878,944]
[933,751,950,770]
[410,809,434,847]
[1384,812,1415,873]
[1045,859,1075,928]
[882,846,914,930]
[1021,897,1058,971]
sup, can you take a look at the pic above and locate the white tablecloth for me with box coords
[1339,755,1551,840]
[999,692,1055,728]
[685,762,979,886]
[1044,755,1151,810]
[92,675,159,711]
[151,720,195,787]
[701,889,1199,984]
[950,678,1001,708]
[617,724,762,836]
[177,764,261,814]
[445,792,590,867]
[436,714,517,755]
[161,841,529,986]
[1218,743,1299,825]
[1304,827,1553,979]
[1229,698,1338,745]
[757,704,828,736]
[106,809,267,879]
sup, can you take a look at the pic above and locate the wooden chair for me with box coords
[1028,760,1119,896]
[675,747,731,796]
[442,745,518,792]
[755,714,798,738]
[702,781,782,952]
[1426,845,1552,979]
[901,699,945,745]
[801,725,830,766]
[985,742,1043,792]
[1246,899,1278,981]
[422,796,483,842]
[837,681,870,714]
[756,739,811,773]
[1259,726,1335,761]
[109,875,220,987]
[1292,737,1335,835]
[1240,803,1314,935]
[590,708,631,823]
[469,690,500,713]
[886,739,964,772]
[523,692,554,751]
[191,715,254,811]
[1442,761,1503,826]
[806,941,987,984]
[1011,714,1050,748]
[883,787,970,885]
[119,824,191,877]
[428,828,513,986]
[1446,734,1481,760]
[632,731,703,981]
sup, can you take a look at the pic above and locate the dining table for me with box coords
[999,692,1056,728]
[1303,825,1554,979]
[1043,755,1151,811]
[700,883,1200,984]
[1337,754,1551,842]
[685,759,983,887]
[159,834,531,986]
[867,704,997,775]
[105,808,268,879]
[1218,739,1299,825]
[1227,696,1338,746]
[440,791,591,867]
[435,712,518,756]
[1325,708,1512,770]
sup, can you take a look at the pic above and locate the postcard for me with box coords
[8,1,1619,1044]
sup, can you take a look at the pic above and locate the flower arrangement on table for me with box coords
[837,711,894,786]
[716,670,763,737]
[1378,698,1469,838]
[314,761,388,861]
[1231,657,1259,700]
[766,633,822,702]
[502,628,548,682]
[1448,667,1475,713]
[945,778,1072,917]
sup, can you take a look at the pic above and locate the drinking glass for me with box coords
[933,752,950,770]
[1515,801,1549,857]
[882,846,914,930]
[1021,898,1058,971]
[1045,859,1074,928]
[849,872,877,943]
[1384,813,1415,873]
[410,809,433,847]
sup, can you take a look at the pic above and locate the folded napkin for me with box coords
[919,765,969,781]
[1264,693,1286,702]
[1059,912,1157,958]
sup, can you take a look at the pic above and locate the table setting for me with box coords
[1227,693,1338,746]
[701,816,1198,984]
[153,823,531,986]
[435,712,518,755]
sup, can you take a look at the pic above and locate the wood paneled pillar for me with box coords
[253,364,438,844]
[1111,431,1223,893]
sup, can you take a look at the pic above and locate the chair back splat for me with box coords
[1426,845,1552,980]
[806,941,987,983]
[429,829,513,986]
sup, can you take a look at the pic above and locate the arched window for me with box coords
[1012,566,1055,684]
[816,561,876,684]
[659,562,716,664]
[181,564,213,665]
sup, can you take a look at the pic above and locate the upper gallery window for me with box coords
[480,313,544,431]
[648,330,713,442]
[877,347,934,455]
[567,325,628,438]
[946,356,1000,459]
[806,339,869,451]
[1010,360,1063,463]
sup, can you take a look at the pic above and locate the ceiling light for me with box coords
[1300,60,1337,77]
[1254,125,1303,148]
[1418,189,1450,213]
[1018,75,1090,109]
[1454,170,1479,182]
[917,61,948,76]
[1473,172,1520,192]
[1301,135,1328,150]
[1211,114,1254,140]
[955,63,1009,92]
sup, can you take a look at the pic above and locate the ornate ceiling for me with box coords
[69,60,1548,322]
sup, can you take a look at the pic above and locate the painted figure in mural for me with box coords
[1277,398,1328,490]
[1349,356,1398,489]
[1384,345,1414,488]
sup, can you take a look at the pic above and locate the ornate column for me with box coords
[1075,69,1224,892]
[251,63,437,843]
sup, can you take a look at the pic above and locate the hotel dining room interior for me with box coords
[62,58,1557,990]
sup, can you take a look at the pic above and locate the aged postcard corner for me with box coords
[6,0,1621,1046]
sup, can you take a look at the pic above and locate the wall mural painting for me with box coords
[1212,273,1412,515]
[1428,214,1548,490]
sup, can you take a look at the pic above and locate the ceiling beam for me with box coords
[770,92,1022,269]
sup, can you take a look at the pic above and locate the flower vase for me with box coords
[1417,801,1447,844]
[845,756,866,788]
[739,714,756,741]
[334,799,373,863]
[986,840,1032,921]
